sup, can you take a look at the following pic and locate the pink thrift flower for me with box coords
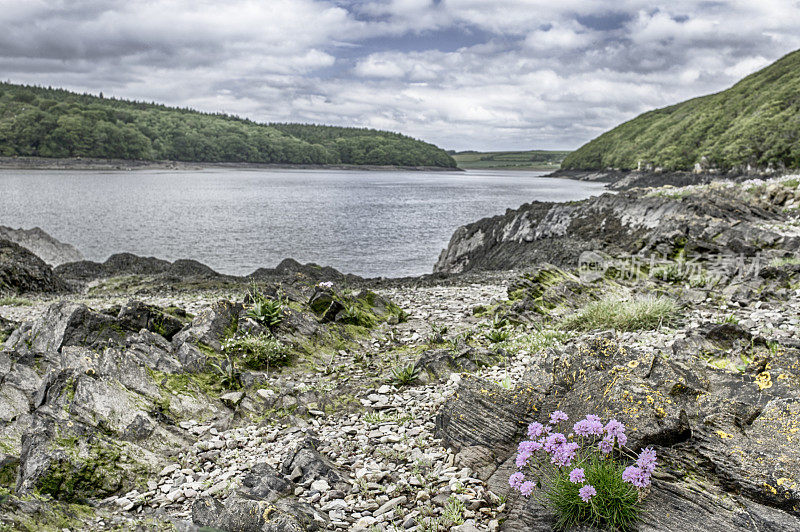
[598,436,614,454]
[636,447,658,474]
[509,471,525,489]
[569,468,586,483]
[520,481,535,496]
[579,484,597,502]
[544,433,567,454]
[550,410,569,424]
[527,422,544,439]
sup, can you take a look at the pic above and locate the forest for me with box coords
[0,83,456,167]
[561,48,800,172]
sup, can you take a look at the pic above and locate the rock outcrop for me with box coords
[435,327,800,530]
[435,179,800,273]
[0,226,83,267]
[0,239,68,294]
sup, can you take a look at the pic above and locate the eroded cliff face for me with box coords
[0,226,83,267]
[435,178,800,273]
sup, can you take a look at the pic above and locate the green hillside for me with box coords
[452,150,570,170]
[0,82,456,167]
[562,49,800,172]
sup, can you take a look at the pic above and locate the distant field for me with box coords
[452,150,571,170]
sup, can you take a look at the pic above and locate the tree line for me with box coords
[0,83,456,167]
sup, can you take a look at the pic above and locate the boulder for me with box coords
[193,493,323,532]
[6,302,127,359]
[280,438,350,492]
[0,226,83,267]
[116,300,186,341]
[171,300,242,352]
[308,289,343,322]
[0,239,67,294]
[415,346,502,381]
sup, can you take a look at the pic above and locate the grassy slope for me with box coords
[562,49,800,172]
[453,150,570,170]
[0,82,456,168]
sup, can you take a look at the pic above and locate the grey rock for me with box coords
[0,226,83,267]
[0,239,67,294]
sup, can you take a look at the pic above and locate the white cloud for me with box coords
[1,0,799,150]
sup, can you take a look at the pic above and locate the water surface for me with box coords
[0,168,606,277]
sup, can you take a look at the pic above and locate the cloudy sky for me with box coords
[2,1,800,151]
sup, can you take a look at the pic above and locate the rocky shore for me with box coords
[1,175,800,531]
[0,157,463,173]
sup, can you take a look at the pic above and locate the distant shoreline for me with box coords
[0,156,463,173]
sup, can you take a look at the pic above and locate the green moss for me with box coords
[0,459,18,488]
[225,335,290,370]
[0,296,32,306]
[36,441,126,502]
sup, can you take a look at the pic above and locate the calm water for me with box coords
[0,168,606,277]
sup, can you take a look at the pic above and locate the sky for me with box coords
[1,1,800,151]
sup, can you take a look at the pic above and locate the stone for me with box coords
[0,239,67,294]
[220,391,245,408]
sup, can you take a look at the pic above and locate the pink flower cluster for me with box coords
[510,411,657,505]
[622,447,658,488]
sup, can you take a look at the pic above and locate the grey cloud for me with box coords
[1,1,799,150]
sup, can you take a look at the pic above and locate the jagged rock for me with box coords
[55,253,171,280]
[116,300,186,341]
[454,333,800,530]
[16,415,148,502]
[220,391,245,408]
[280,438,350,492]
[415,346,502,380]
[193,493,323,532]
[434,185,798,273]
[308,289,343,322]
[6,302,127,358]
[0,239,67,294]
[55,253,221,282]
[239,463,294,502]
[0,315,16,342]
[0,226,83,267]
[166,259,218,277]
[172,300,242,352]
[435,374,534,456]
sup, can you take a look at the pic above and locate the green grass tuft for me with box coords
[562,295,678,332]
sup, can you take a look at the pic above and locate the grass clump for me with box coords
[390,363,420,386]
[223,334,290,371]
[339,301,376,328]
[209,352,242,390]
[769,256,800,267]
[484,328,512,343]
[245,284,286,329]
[562,295,677,332]
[545,454,640,530]
[0,296,32,306]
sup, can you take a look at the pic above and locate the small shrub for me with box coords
[441,496,465,526]
[484,327,511,343]
[509,411,656,530]
[246,298,284,329]
[340,302,375,328]
[223,335,290,370]
[490,314,511,329]
[562,295,677,332]
[390,363,420,386]
[246,283,285,329]
[429,323,448,344]
[209,353,242,390]
[0,296,32,306]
